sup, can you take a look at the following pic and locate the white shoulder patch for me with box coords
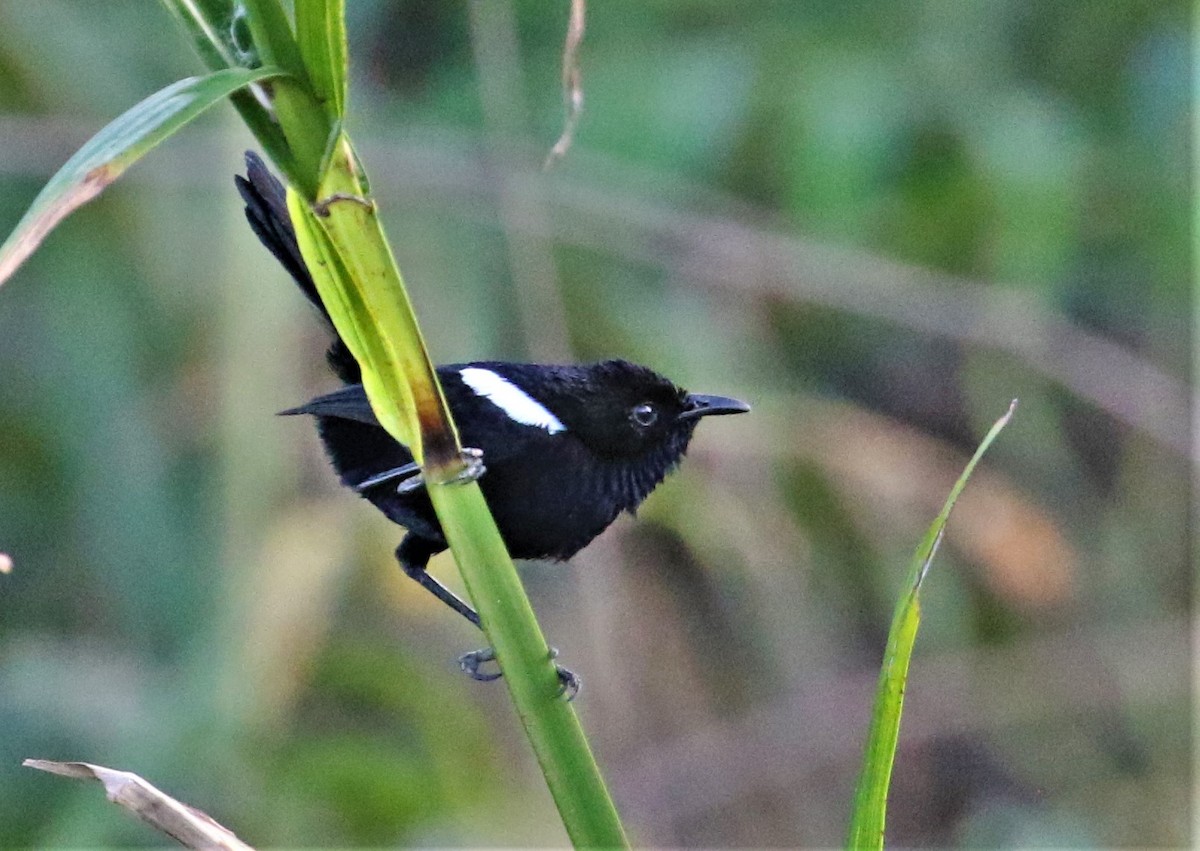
[459,367,567,434]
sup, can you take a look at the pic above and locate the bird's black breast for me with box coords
[472,437,626,560]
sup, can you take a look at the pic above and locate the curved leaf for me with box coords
[846,400,1017,850]
[0,66,284,287]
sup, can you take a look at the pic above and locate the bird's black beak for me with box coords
[679,393,751,421]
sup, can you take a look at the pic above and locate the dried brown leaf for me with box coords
[23,760,253,850]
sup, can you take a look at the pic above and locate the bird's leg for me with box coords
[397,535,581,698]
[355,461,421,493]
[396,533,481,628]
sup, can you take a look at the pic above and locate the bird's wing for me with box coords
[283,377,552,474]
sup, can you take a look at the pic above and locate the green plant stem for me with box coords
[429,483,629,848]
[287,142,629,847]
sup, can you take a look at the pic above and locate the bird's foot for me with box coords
[446,447,486,485]
[550,647,582,702]
[313,192,376,217]
[363,449,483,495]
[459,646,503,682]
[458,646,582,701]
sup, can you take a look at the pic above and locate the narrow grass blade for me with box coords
[846,400,1017,850]
[0,67,283,287]
[295,0,348,120]
[240,0,307,77]
[159,0,245,70]
[544,0,586,170]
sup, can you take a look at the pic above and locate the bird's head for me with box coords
[497,359,750,462]
[572,360,748,461]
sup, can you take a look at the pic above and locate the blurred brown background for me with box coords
[0,1,1190,846]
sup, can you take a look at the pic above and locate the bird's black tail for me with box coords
[235,151,360,384]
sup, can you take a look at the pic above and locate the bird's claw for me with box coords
[447,447,486,485]
[555,663,582,702]
[459,647,503,681]
[396,475,426,495]
[458,646,582,700]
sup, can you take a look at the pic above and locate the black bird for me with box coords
[236,152,749,695]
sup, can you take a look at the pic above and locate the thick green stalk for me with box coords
[428,484,629,848]
[287,138,628,848]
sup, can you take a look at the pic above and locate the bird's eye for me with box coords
[631,403,657,427]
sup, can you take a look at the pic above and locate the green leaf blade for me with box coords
[240,0,306,77]
[284,137,441,455]
[295,0,348,120]
[846,401,1016,850]
[0,67,284,288]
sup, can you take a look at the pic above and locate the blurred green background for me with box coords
[0,1,1190,847]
